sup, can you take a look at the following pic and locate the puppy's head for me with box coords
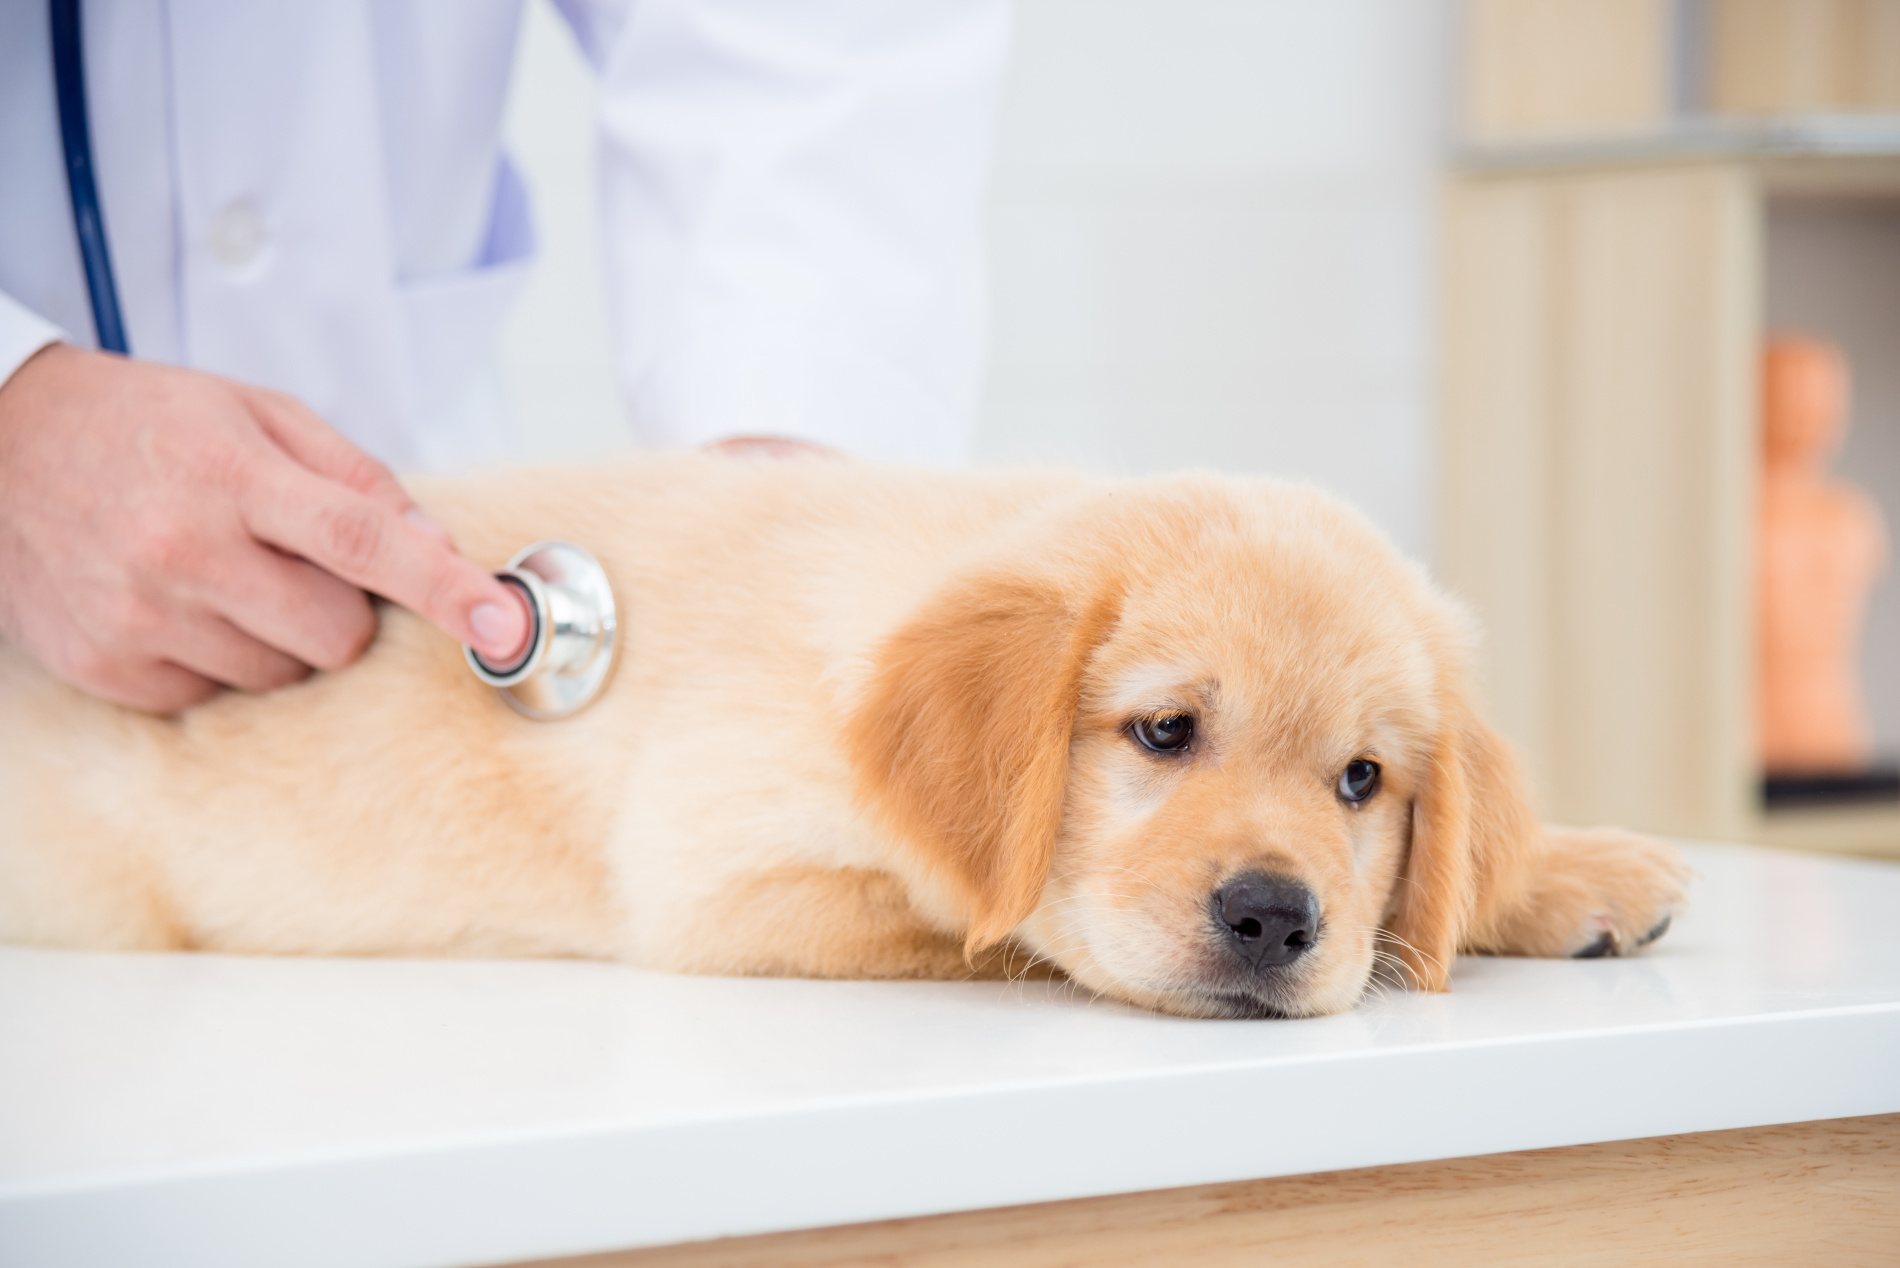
[849,477,1538,1018]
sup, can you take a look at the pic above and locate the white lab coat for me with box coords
[0,0,1007,471]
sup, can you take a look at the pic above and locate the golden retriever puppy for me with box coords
[0,454,1686,1018]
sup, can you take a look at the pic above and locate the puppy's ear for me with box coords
[848,574,1119,957]
[1386,696,1542,992]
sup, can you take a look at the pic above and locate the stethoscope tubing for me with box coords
[50,0,130,355]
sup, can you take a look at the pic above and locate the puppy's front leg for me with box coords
[690,866,999,981]
[1470,826,1690,960]
[1388,705,1692,983]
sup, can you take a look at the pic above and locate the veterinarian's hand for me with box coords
[705,436,846,461]
[0,344,530,712]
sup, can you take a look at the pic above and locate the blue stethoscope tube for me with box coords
[50,0,130,355]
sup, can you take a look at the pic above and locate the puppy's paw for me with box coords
[1481,827,1690,959]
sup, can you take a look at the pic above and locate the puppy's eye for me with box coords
[1337,759,1381,803]
[1131,713,1195,753]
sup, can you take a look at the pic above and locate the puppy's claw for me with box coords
[1571,913,1672,959]
[1572,931,1616,959]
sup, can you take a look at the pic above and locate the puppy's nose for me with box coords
[1215,873,1319,968]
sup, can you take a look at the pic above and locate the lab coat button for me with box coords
[209,201,270,272]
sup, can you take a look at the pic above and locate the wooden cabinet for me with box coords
[1463,0,1900,141]
[1441,5,1900,856]
[1709,0,1900,115]
[1442,161,1756,840]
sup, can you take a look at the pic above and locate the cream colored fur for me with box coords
[0,454,1687,1018]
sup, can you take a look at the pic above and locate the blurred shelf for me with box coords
[1756,804,1900,859]
[1761,767,1900,811]
[1458,113,1900,174]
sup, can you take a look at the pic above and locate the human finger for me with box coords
[190,541,379,673]
[236,386,454,545]
[705,436,846,461]
[154,610,313,693]
[61,648,222,715]
[237,462,530,663]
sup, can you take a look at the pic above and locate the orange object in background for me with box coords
[1757,336,1890,774]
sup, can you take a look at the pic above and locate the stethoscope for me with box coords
[51,0,620,718]
[51,0,127,355]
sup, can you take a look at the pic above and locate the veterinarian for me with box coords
[0,1,1007,713]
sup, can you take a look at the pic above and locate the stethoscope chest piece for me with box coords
[464,540,619,720]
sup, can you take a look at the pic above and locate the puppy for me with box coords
[0,454,1687,1018]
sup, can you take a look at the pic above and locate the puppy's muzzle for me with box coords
[1214,871,1319,970]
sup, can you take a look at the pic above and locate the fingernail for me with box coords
[404,508,454,545]
[471,598,529,661]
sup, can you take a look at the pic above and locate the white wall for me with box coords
[976,0,1446,557]
[498,0,1447,556]
[497,2,625,464]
